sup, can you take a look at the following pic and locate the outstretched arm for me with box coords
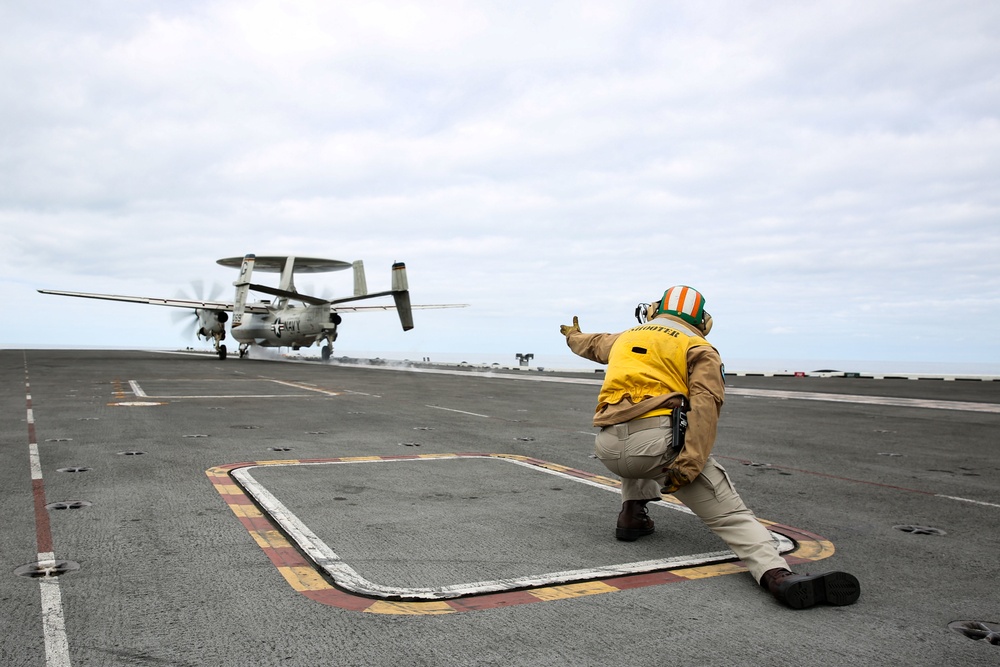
[560,316,619,364]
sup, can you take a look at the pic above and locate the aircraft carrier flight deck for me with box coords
[2,349,998,666]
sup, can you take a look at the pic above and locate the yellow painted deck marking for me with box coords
[365,601,456,615]
[529,581,619,601]
[792,539,836,560]
[228,504,263,519]
[278,566,332,592]
[677,562,748,579]
[250,530,293,549]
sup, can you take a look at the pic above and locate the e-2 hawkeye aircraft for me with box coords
[39,254,466,360]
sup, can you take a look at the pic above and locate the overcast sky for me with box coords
[4,1,998,371]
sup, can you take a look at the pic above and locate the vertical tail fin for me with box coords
[278,256,296,294]
[353,260,368,297]
[391,262,413,331]
[232,254,255,328]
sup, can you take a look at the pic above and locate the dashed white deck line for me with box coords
[39,579,71,667]
[233,455,793,601]
[29,443,43,480]
[128,380,146,397]
[23,355,73,667]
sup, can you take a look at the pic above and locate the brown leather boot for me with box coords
[615,500,655,541]
[761,568,861,609]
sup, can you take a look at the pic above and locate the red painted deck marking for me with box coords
[32,479,54,555]
[22,353,73,665]
[25,374,55,556]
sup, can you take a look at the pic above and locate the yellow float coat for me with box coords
[598,322,711,418]
[565,314,725,487]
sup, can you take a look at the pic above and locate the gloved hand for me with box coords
[559,316,581,337]
[659,467,690,494]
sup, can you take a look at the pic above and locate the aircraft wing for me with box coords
[36,289,270,314]
[331,303,469,312]
[39,289,463,315]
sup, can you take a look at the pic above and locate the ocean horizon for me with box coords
[330,349,1000,377]
[8,344,999,377]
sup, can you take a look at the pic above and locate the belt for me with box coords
[613,415,670,435]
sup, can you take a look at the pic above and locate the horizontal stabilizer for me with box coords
[248,283,329,306]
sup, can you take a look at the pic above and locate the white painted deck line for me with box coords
[427,405,491,418]
[726,387,1000,414]
[935,494,1000,509]
[147,354,1000,413]
[267,379,343,396]
[39,579,71,667]
[314,362,1000,413]
[139,395,311,399]
[233,455,794,601]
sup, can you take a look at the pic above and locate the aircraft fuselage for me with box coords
[232,302,333,348]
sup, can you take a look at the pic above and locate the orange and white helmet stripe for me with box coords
[665,286,703,318]
[655,285,706,327]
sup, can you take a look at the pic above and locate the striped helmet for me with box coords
[654,285,707,329]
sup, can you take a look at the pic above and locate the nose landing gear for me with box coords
[209,331,227,360]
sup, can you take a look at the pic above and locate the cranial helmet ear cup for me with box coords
[646,301,660,322]
[700,312,713,336]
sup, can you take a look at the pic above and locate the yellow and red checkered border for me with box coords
[207,453,835,615]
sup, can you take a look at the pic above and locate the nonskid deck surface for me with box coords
[3,349,998,666]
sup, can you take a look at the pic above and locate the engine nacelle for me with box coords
[195,309,228,338]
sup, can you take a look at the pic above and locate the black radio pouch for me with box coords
[671,398,688,453]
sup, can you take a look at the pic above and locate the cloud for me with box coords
[3,0,999,369]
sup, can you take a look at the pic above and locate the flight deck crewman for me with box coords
[560,285,861,609]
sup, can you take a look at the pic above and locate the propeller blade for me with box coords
[302,283,334,302]
[176,280,225,303]
[171,310,199,338]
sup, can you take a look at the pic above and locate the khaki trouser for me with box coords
[594,416,788,582]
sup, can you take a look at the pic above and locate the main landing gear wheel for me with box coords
[321,344,332,361]
[218,344,228,360]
